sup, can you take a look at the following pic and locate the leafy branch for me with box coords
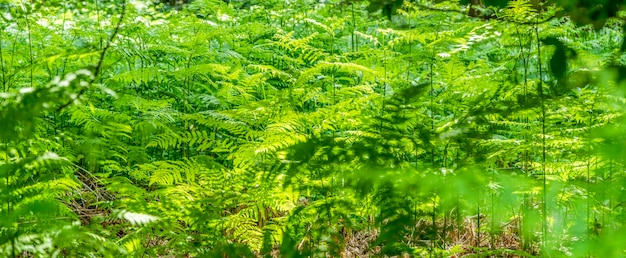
[56,0,128,112]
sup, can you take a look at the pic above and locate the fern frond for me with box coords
[108,67,165,85]
[147,131,182,150]
[294,61,374,89]
[138,159,208,187]
[255,133,308,155]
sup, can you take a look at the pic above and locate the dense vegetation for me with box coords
[1,0,626,256]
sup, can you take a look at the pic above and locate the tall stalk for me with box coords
[0,26,5,92]
[351,3,357,52]
[476,187,481,248]
[586,87,600,243]
[4,138,15,258]
[534,15,548,252]
[515,22,531,252]
[24,8,33,88]
[380,29,387,132]
[429,59,434,165]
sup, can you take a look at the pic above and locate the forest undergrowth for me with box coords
[1,0,626,257]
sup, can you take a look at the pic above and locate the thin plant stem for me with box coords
[534,14,548,252]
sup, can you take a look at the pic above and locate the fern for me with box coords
[3,0,626,256]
